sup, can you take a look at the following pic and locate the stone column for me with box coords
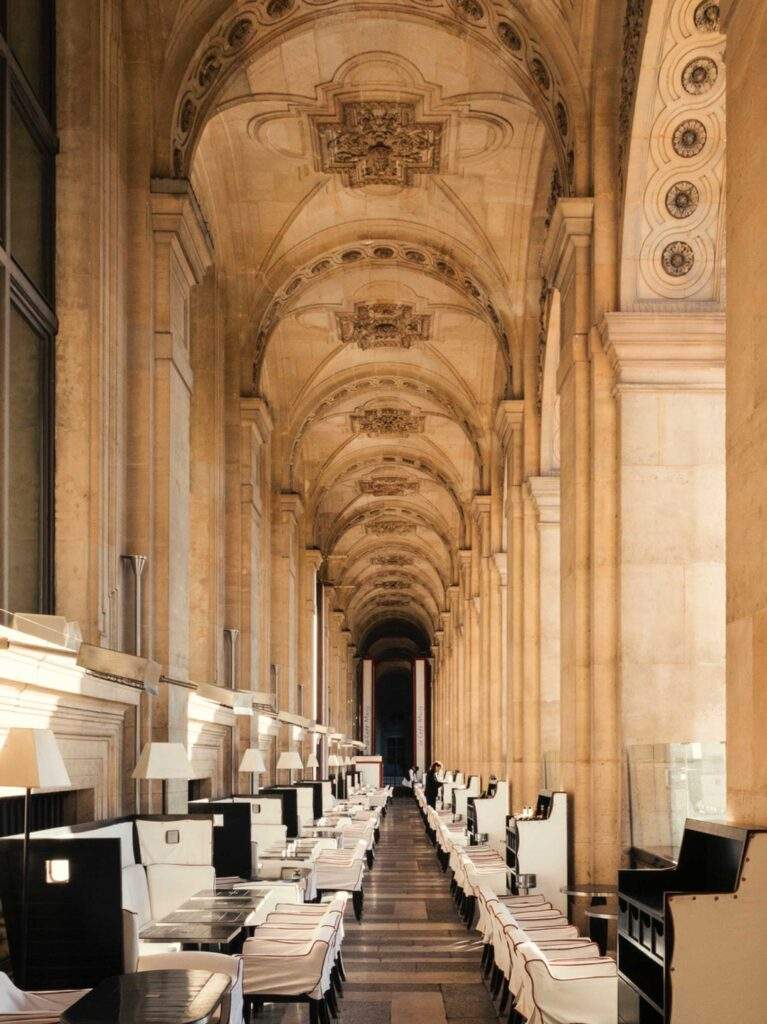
[722,0,767,823]
[603,312,725,847]
[146,181,212,812]
[496,401,524,798]
[527,477,561,785]
[472,496,492,779]
[492,553,508,779]
[542,197,594,882]
[232,399,272,695]
[271,493,303,746]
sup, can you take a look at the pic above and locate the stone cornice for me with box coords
[150,178,213,283]
[494,400,525,448]
[303,548,325,571]
[240,396,274,444]
[601,312,725,391]
[541,197,594,291]
[526,476,561,525]
[470,493,492,522]
[277,491,305,521]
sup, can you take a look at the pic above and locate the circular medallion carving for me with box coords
[682,56,718,95]
[311,260,331,274]
[226,18,254,48]
[285,278,302,295]
[672,119,707,158]
[266,0,294,17]
[694,1,720,31]
[555,101,569,138]
[455,0,484,20]
[530,56,551,91]
[198,53,222,89]
[665,181,700,219]
[435,260,455,277]
[373,246,395,259]
[497,21,522,52]
[404,250,426,263]
[341,249,363,262]
[464,279,481,298]
[661,240,695,277]
[179,98,196,134]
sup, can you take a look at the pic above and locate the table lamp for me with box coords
[276,750,303,785]
[239,747,266,795]
[0,727,71,988]
[305,753,319,780]
[132,741,194,813]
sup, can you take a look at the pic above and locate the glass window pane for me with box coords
[6,0,52,114]
[7,305,45,613]
[10,101,50,295]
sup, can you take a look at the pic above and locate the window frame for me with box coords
[0,0,57,616]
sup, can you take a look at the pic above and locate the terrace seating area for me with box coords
[0,746,392,1024]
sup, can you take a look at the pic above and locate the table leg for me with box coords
[588,897,607,956]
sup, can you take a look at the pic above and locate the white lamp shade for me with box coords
[0,728,71,789]
[276,750,304,771]
[305,754,319,769]
[328,754,341,768]
[239,748,266,774]
[132,742,194,780]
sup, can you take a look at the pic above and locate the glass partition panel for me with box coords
[626,741,726,861]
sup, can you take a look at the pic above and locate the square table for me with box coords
[61,970,230,1024]
[139,922,242,951]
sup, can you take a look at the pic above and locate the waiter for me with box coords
[424,760,443,808]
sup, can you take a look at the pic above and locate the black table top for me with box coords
[164,909,251,925]
[139,922,242,944]
[61,970,230,1024]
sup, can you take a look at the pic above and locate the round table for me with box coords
[560,884,618,955]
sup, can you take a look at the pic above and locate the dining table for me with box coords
[139,888,267,951]
[61,969,231,1024]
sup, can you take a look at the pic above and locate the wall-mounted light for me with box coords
[45,859,70,884]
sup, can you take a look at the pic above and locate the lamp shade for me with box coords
[239,748,266,774]
[0,728,71,789]
[132,742,194,780]
[328,754,341,768]
[305,754,319,769]
[276,750,303,771]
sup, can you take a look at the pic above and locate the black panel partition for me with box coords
[0,837,124,989]
[205,802,252,878]
[261,788,299,837]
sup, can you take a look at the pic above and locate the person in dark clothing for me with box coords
[424,761,443,808]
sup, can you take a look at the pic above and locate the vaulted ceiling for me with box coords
[179,0,582,646]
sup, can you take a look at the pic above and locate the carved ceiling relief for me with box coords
[351,407,426,437]
[359,476,420,496]
[365,520,416,535]
[172,0,574,185]
[621,0,725,305]
[337,303,431,351]
[312,102,443,187]
[371,554,414,566]
[254,240,510,380]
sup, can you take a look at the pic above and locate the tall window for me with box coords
[0,1,56,615]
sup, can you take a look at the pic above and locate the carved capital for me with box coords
[600,312,725,391]
[526,476,561,526]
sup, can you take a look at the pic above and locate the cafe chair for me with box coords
[241,930,338,1024]
[520,953,617,1024]
[0,973,87,1024]
[136,952,244,1024]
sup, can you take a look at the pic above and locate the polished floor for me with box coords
[260,796,498,1022]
